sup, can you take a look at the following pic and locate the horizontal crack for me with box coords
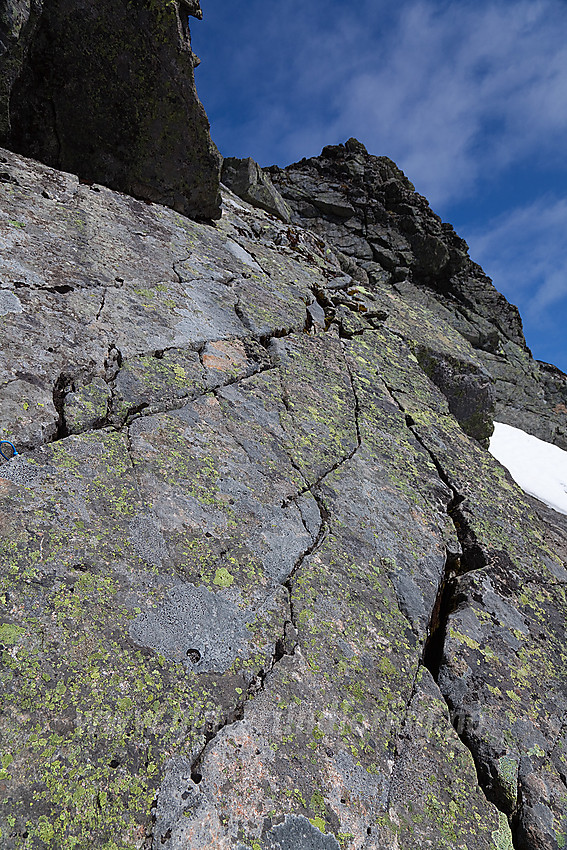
[120,360,277,426]
[7,352,283,457]
[5,279,124,296]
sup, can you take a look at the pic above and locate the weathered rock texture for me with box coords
[0,0,221,218]
[0,142,566,850]
[268,139,567,449]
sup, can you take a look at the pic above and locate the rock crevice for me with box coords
[1,142,565,849]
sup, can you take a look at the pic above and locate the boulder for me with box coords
[222,156,292,222]
[1,145,566,848]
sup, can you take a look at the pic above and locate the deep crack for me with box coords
[52,373,69,441]
[340,338,363,449]
[95,286,108,320]
[384,378,520,845]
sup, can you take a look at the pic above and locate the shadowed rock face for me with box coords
[0,146,566,849]
[0,0,39,136]
[0,0,221,219]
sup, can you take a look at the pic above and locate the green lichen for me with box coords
[491,812,514,849]
[213,567,234,588]
[0,622,24,644]
[495,755,519,812]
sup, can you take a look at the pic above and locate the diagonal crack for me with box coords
[277,342,363,505]
[95,285,108,321]
[178,345,368,817]
[385,660,423,810]
[185,495,328,797]
[280,442,361,507]
[284,493,328,631]
[171,254,191,285]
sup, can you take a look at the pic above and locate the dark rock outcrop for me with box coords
[0,0,221,218]
[0,0,40,137]
[0,143,566,850]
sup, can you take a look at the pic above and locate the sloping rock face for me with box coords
[0,0,221,219]
[268,140,567,449]
[0,145,566,850]
[222,157,292,223]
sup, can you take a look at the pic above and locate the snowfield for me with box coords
[489,421,567,516]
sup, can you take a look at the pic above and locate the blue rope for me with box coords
[0,441,18,461]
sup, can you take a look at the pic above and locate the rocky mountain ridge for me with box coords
[0,4,566,850]
[267,141,567,450]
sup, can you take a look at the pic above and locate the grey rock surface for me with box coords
[269,139,567,448]
[0,0,221,219]
[0,143,565,850]
[222,157,292,222]
[129,584,252,674]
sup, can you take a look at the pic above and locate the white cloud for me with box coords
[329,0,567,204]
[201,0,567,205]
[198,0,567,206]
[464,196,567,319]
[195,0,567,369]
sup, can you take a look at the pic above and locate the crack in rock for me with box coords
[384,377,522,847]
[154,493,330,842]
[8,330,312,456]
[95,285,108,320]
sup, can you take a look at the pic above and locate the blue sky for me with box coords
[192,0,567,372]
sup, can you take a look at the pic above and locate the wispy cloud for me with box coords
[195,0,567,369]
[197,0,567,205]
[465,197,567,320]
[330,0,567,204]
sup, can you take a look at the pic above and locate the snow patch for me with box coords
[489,422,567,515]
